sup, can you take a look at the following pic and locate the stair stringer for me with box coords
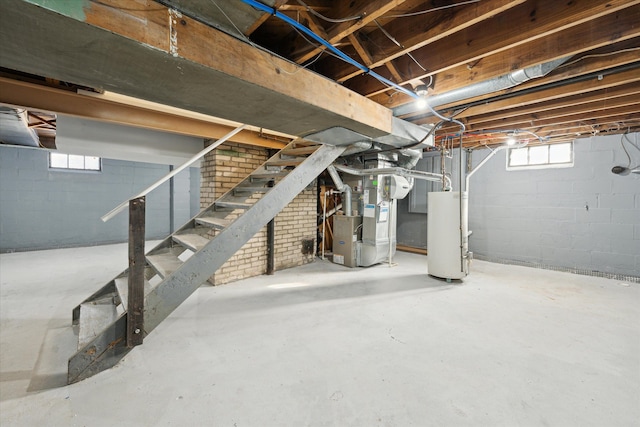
[68,143,346,383]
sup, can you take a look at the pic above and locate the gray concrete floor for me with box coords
[0,243,638,427]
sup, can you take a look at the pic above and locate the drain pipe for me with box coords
[465,134,536,193]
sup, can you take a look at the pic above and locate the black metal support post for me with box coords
[266,179,275,275]
[127,196,145,348]
[169,165,175,234]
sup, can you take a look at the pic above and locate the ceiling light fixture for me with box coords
[413,84,429,110]
[414,84,429,97]
[415,98,427,109]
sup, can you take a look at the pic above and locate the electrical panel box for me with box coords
[332,215,362,267]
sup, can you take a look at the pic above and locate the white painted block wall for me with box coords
[397,133,639,277]
[0,145,200,252]
[468,134,639,277]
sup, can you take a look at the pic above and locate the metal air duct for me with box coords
[393,57,571,117]
[0,107,40,147]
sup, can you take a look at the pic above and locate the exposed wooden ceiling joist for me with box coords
[2,0,638,150]
[372,38,640,110]
[333,0,526,83]
[342,0,640,99]
[292,0,411,64]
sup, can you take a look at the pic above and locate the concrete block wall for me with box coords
[0,145,199,252]
[468,134,639,277]
[200,141,316,285]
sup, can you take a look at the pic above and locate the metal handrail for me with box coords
[101,124,247,222]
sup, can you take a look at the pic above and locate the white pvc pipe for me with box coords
[101,124,247,222]
[322,191,327,260]
[465,137,531,193]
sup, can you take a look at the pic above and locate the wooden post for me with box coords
[127,196,145,347]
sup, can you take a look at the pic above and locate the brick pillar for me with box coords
[200,142,318,285]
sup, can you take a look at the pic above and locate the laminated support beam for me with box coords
[0,0,393,139]
[0,77,288,149]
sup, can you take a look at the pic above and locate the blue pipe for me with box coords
[240,0,419,100]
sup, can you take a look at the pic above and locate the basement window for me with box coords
[507,142,573,170]
[49,152,101,171]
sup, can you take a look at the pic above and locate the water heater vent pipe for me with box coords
[327,165,352,216]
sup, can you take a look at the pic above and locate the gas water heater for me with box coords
[427,191,470,280]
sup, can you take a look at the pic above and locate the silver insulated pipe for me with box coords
[393,57,571,117]
[327,165,352,216]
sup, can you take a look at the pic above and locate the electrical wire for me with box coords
[291,26,347,66]
[383,0,481,18]
[373,19,427,72]
[241,0,473,138]
[621,128,640,168]
[558,47,640,69]
[241,0,419,100]
[621,132,632,168]
[209,0,326,75]
[295,0,362,23]
[623,130,640,152]
[426,102,466,133]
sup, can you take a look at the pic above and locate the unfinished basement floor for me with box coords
[0,243,638,426]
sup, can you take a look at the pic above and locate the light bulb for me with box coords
[506,137,516,146]
[415,98,427,109]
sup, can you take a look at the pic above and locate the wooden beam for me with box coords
[343,0,640,98]
[347,32,403,83]
[1,0,393,138]
[279,1,331,12]
[430,66,640,124]
[458,83,640,129]
[397,244,427,255]
[333,0,526,83]
[293,0,409,64]
[456,120,640,147]
[444,104,640,136]
[456,93,640,132]
[514,105,640,130]
[245,0,288,36]
[372,38,640,110]
[300,10,329,40]
[347,33,374,66]
[455,121,640,147]
[0,77,289,149]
